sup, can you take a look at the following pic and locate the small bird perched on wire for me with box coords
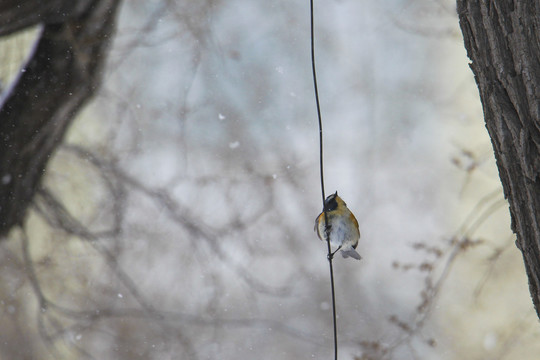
[315,191,362,260]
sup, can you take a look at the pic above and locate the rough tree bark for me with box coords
[457,1,540,317]
[0,0,121,237]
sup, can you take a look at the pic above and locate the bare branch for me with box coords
[0,0,121,237]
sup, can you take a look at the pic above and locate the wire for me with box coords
[310,1,338,359]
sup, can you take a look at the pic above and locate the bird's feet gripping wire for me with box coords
[327,245,342,261]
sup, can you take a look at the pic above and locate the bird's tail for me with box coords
[341,249,362,260]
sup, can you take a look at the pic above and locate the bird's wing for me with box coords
[349,211,359,230]
[314,212,324,237]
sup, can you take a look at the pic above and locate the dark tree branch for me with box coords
[0,0,121,237]
[457,1,540,317]
[0,0,96,36]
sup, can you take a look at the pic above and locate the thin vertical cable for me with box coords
[310,1,338,359]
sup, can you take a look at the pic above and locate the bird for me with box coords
[315,191,361,260]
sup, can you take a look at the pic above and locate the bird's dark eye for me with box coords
[325,196,338,211]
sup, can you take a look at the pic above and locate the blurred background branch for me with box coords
[0,0,121,237]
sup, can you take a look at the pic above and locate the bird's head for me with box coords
[324,191,345,211]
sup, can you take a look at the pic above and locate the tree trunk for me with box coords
[0,0,121,237]
[457,1,540,317]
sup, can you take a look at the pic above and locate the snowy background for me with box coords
[1,0,539,359]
